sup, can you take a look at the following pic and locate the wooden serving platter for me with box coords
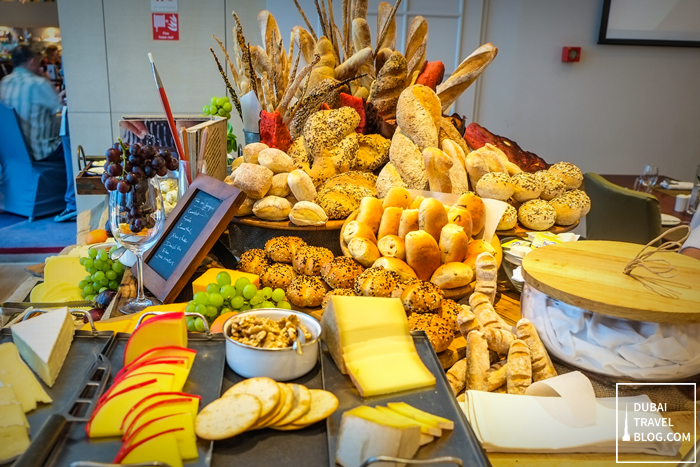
[522,240,700,324]
[495,220,579,238]
[231,215,344,231]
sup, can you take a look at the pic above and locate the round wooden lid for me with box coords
[521,240,700,324]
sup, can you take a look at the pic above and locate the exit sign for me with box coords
[151,0,177,12]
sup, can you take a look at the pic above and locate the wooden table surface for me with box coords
[601,174,693,223]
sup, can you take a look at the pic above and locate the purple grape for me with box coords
[125,172,140,185]
[134,218,145,230]
[166,158,179,171]
[161,149,172,159]
[146,217,155,229]
[107,163,122,176]
[117,180,132,193]
[105,148,121,163]
[142,146,156,158]
[128,221,142,233]
[101,173,110,184]
[151,156,165,169]
[129,144,141,155]
[144,166,156,178]
[128,154,143,166]
[131,166,145,177]
[156,166,169,177]
[105,177,119,191]
[130,205,141,217]
[124,161,133,172]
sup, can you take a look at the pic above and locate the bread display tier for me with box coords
[495,220,579,238]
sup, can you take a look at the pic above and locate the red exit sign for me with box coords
[152,13,178,41]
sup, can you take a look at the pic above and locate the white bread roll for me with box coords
[378,206,403,239]
[288,169,317,202]
[377,235,406,261]
[548,195,583,226]
[252,196,293,221]
[475,172,514,201]
[243,142,269,164]
[233,163,274,199]
[267,173,291,197]
[289,201,328,226]
[343,220,377,244]
[455,192,486,234]
[347,237,381,267]
[405,229,441,281]
[398,208,420,239]
[383,186,412,209]
[356,197,384,235]
[431,262,474,289]
[439,223,469,263]
[447,206,473,238]
[418,198,448,243]
[258,148,295,173]
[497,204,518,231]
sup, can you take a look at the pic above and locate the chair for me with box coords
[0,101,66,221]
[583,172,661,245]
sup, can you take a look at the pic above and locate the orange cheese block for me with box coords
[191,268,259,294]
[79,304,187,333]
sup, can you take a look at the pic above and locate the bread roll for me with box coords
[418,198,448,243]
[497,204,518,231]
[410,195,424,209]
[566,189,591,216]
[371,257,418,282]
[476,172,514,201]
[238,249,270,276]
[377,207,403,239]
[285,193,299,207]
[518,199,556,231]
[510,172,542,202]
[466,330,490,391]
[408,313,454,353]
[383,186,412,209]
[404,230,441,281]
[356,197,384,235]
[268,173,291,197]
[261,263,297,290]
[401,281,443,314]
[343,220,377,246]
[423,147,453,193]
[430,262,474,289]
[377,235,406,261]
[534,171,566,201]
[438,223,468,263]
[289,201,328,226]
[475,252,498,304]
[347,237,382,267]
[286,275,331,308]
[447,206,473,237]
[233,163,274,199]
[516,318,557,381]
[265,236,307,263]
[548,195,582,226]
[288,169,317,202]
[548,162,583,190]
[483,327,516,355]
[439,298,462,332]
[243,142,269,164]
[354,267,403,298]
[258,148,295,173]
[507,340,532,395]
[398,209,420,239]
[488,361,507,392]
[321,256,365,290]
[292,246,334,276]
[235,196,255,217]
[446,358,467,395]
[457,307,482,340]
[455,192,485,234]
[252,196,292,221]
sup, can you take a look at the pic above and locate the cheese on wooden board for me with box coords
[192,268,259,294]
[11,307,75,387]
[321,296,410,374]
[345,353,436,397]
[0,343,52,412]
[335,405,421,467]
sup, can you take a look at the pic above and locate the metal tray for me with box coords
[17,332,227,467]
[325,331,492,467]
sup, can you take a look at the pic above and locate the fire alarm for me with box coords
[562,47,581,62]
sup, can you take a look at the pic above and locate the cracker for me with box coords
[263,383,294,427]
[195,393,261,440]
[223,377,281,419]
[290,389,338,426]
[273,383,312,427]
[270,422,313,431]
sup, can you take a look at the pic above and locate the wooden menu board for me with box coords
[142,174,244,303]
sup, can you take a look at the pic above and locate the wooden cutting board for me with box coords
[522,240,700,324]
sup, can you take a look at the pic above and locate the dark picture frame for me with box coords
[598,0,700,47]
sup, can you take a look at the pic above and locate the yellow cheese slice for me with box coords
[29,282,83,303]
[345,352,436,398]
[43,256,87,286]
[375,406,441,437]
[123,412,197,460]
[343,335,416,364]
[387,402,454,430]
[0,425,30,463]
[0,343,52,413]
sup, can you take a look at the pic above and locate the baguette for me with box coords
[446,358,467,396]
[377,206,403,239]
[404,230,441,281]
[468,292,503,330]
[442,139,470,194]
[418,198,448,243]
[423,147,453,193]
[457,306,482,339]
[343,220,377,244]
[347,237,381,268]
[377,235,406,261]
[398,208,420,239]
[438,223,468,263]
[516,318,557,382]
[483,327,516,355]
[436,43,498,112]
[292,26,316,64]
[506,339,532,395]
[466,331,489,391]
[376,2,397,50]
[487,360,507,392]
[356,196,384,235]
[404,16,428,81]
[335,46,373,80]
[475,252,498,304]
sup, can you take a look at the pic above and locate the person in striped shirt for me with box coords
[0,45,76,222]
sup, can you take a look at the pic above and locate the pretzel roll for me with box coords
[378,206,403,239]
[398,209,420,239]
[377,235,406,261]
[418,198,448,243]
[439,223,469,263]
[383,186,412,209]
[404,230,441,281]
[356,196,384,235]
[447,206,473,237]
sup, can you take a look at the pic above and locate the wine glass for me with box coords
[109,177,165,314]
[639,164,659,192]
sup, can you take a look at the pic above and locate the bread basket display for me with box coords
[521,239,700,381]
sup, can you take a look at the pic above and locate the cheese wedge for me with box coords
[0,403,31,463]
[114,430,183,467]
[345,352,436,398]
[343,335,417,364]
[11,308,75,388]
[0,343,52,412]
[387,402,454,430]
[375,406,441,437]
[122,412,197,460]
[335,405,421,467]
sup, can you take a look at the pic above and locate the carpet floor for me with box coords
[0,211,76,255]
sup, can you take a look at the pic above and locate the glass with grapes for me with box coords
[104,141,176,313]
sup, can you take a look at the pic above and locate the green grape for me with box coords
[78,280,89,289]
[217,108,226,117]
[206,283,219,294]
[216,97,226,106]
[81,289,89,298]
[239,304,251,311]
[106,270,117,280]
[235,277,251,291]
[220,307,233,315]
[271,288,286,303]
[88,248,97,258]
[87,267,97,275]
[112,262,124,273]
[203,105,210,114]
[94,271,106,281]
[86,294,96,301]
[109,245,117,253]
[209,293,224,308]
[195,304,207,316]
[194,318,205,332]
[84,275,92,282]
[79,257,86,266]
[277,301,292,310]
[231,296,244,309]
[210,104,218,114]
[262,287,273,299]
[99,287,108,293]
[206,306,218,317]
[101,262,112,272]
[186,301,197,313]
[193,291,209,305]
[83,285,94,295]
[216,271,232,286]
[222,102,232,112]
[97,279,109,287]
[210,97,218,105]
[249,295,263,305]
[261,300,274,308]
[108,280,119,290]
[186,317,197,332]
[224,112,231,120]
[220,285,235,299]
[94,259,103,269]
[242,284,257,300]
[84,258,94,269]
[98,250,109,261]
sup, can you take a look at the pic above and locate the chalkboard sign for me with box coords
[141,174,244,303]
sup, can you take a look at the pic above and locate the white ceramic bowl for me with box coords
[223,309,322,381]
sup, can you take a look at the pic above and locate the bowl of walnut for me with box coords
[223,309,322,381]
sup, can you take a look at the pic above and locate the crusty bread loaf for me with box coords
[476,172,514,201]
[515,318,556,382]
[418,198,448,243]
[483,327,516,355]
[548,162,583,190]
[303,107,361,160]
[288,169,317,202]
[335,46,373,81]
[377,235,406,261]
[367,50,407,120]
[455,192,485,234]
[404,230,441,281]
[497,204,518,231]
[356,197,384,235]
[389,129,428,190]
[321,256,365,290]
[235,196,256,217]
[343,220,377,245]
[288,201,328,226]
[376,2,397,50]
[354,267,402,298]
[469,292,503,330]
[466,330,490,391]
[518,199,556,231]
[383,187,412,210]
[377,206,403,239]
[292,25,316,64]
[430,262,473,289]
[398,208,420,239]
[446,358,467,395]
[475,252,498,304]
[371,257,418,282]
[316,184,374,220]
[376,162,408,199]
[442,139,470,194]
[351,18,374,90]
[423,147,453,193]
[286,275,331,308]
[347,237,382,267]
[507,340,532,395]
[447,206,473,237]
[233,163,274,199]
[396,85,441,151]
[252,196,293,221]
[265,236,307,263]
[243,142,269,164]
[258,148,295,173]
[355,134,391,172]
[439,117,470,155]
[437,43,498,112]
[438,223,469,263]
[306,37,337,93]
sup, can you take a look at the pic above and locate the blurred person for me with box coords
[680,209,700,261]
[41,45,62,88]
[0,44,76,222]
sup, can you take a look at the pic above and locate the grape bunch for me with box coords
[202,96,233,120]
[185,271,291,332]
[78,246,126,301]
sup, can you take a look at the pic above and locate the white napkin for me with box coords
[462,372,681,455]
[660,180,694,190]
